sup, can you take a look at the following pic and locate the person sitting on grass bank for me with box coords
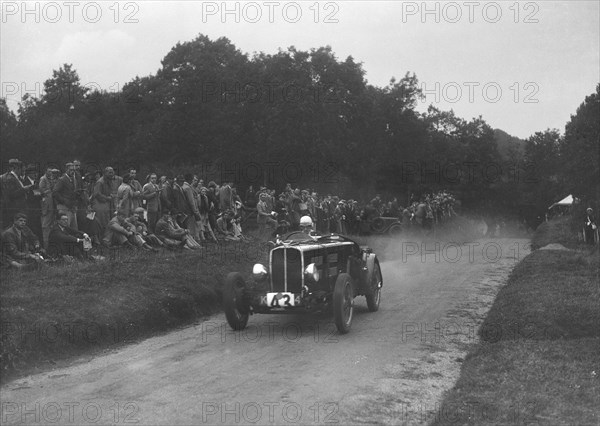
[48,213,92,261]
[102,211,137,249]
[155,211,203,250]
[103,211,157,252]
[216,210,241,242]
[129,207,163,249]
[1,213,46,269]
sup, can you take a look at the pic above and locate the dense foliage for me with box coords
[1,35,598,213]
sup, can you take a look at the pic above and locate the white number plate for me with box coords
[266,292,295,307]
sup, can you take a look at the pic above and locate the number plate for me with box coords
[266,292,295,307]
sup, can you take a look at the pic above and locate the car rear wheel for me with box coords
[333,273,354,334]
[388,224,402,236]
[365,262,382,312]
[223,272,249,330]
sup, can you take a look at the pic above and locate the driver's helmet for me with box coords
[299,215,313,232]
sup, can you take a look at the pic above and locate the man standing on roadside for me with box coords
[583,207,598,245]
[92,167,118,230]
[73,160,89,228]
[128,168,143,210]
[1,159,32,229]
[257,192,277,240]
[116,174,134,218]
[39,167,58,249]
[160,176,174,217]
[206,181,220,236]
[21,164,42,241]
[53,162,79,230]
[143,173,161,232]
[173,174,201,241]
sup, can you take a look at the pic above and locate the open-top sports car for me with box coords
[223,232,383,334]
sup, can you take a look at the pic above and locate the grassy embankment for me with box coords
[432,216,599,425]
[1,240,268,384]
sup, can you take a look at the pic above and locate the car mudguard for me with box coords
[361,253,382,292]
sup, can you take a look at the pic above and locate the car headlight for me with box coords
[304,263,320,283]
[252,264,268,281]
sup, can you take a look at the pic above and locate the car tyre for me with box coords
[371,217,385,233]
[365,262,382,312]
[223,272,249,331]
[333,273,354,334]
[388,224,402,237]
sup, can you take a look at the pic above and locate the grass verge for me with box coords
[530,215,583,250]
[432,219,599,426]
[1,241,268,384]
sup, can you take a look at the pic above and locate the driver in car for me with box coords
[299,215,318,236]
[278,215,318,243]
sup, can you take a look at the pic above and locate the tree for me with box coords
[40,64,89,113]
[10,64,93,163]
[561,84,600,201]
[522,129,564,208]
[0,98,18,159]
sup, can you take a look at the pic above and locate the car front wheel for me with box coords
[223,272,249,331]
[333,273,354,334]
[365,262,382,312]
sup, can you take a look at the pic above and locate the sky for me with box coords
[1,0,598,139]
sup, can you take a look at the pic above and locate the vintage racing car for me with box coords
[364,216,403,236]
[223,232,383,334]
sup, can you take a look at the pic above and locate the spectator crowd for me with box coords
[1,159,459,269]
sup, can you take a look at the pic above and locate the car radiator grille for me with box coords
[271,248,303,293]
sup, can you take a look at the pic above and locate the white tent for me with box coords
[548,194,574,209]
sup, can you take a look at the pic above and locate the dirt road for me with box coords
[1,238,529,425]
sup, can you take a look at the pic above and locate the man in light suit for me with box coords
[142,173,161,232]
[257,192,277,240]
